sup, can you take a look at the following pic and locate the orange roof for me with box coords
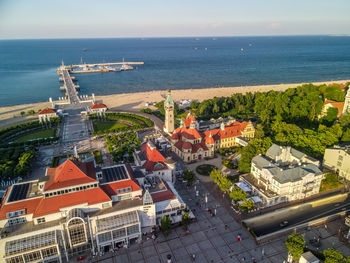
[183,113,197,128]
[323,100,344,117]
[38,108,56,115]
[205,133,215,144]
[100,179,141,197]
[90,103,107,109]
[141,143,166,163]
[150,181,175,202]
[44,160,97,191]
[140,143,168,172]
[181,127,202,140]
[0,189,42,220]
[34,188,110,217]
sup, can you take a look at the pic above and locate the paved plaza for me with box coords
[62,114,90,142]
[86,181,290,263]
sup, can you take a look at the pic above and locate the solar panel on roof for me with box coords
[102,165,129,183]
[8,183,30,202]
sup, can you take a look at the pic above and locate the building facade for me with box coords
[0,159,187,263]
[133,142,176,184]
[38,108,57,123]
[163,90,174,134]
[243,144,323,207]
[323,145,350,182]
[90,103,107,115]
[170,113,255,163]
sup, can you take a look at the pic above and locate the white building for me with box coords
[38,108,57,123]
[90,103,107,115]
[133,142,176,184]
[242,144,324,207]
[323,145,350,182]
[0,159,187,263]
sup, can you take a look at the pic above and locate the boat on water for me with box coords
[120,64,133,71]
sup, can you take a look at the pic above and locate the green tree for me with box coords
[229,186,247,201]
[239,198,255,211]
[20,111,25,117]
[182,169,195,185]
[219,176,231,193]
[285,234,305,260]
[181,211,191,229]
[160,216,172,236]
[323,248,343,263]
[27,109,35,115]
[209,169,221,184]
[321,107,338,126]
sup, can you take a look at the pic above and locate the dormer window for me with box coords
[154,162,164,169]
[117,187,132,194]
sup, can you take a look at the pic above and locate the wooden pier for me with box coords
[57,60,144,105]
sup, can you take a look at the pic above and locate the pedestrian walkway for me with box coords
[89,180,289,263]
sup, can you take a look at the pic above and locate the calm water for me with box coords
[0,36,349,106]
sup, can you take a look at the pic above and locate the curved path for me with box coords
[110,110,165,133]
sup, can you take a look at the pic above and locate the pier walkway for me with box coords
[61,69,80,104]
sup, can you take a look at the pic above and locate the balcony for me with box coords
[242,174,277,198]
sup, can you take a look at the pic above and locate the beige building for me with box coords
[323,145,350,181]
[163,90,174,134]
[243,144,323,207]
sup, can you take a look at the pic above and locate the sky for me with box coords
[1,0,350,39]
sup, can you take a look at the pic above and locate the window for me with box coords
[7,217,26,227]
[112,228,126,239]
[102,203,111,209]
[42,246,58,258]
[337,161,342,167]
[127,224,139,235]
[97,232,112,243]
[338,155,343,161]
[7,256,24,263]
[117,187,132,194]
[68,218,87,246]
[24,251,41,262]
[6,209,26,218]
[37,217,46,224]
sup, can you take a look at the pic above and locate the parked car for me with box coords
[280,220,289,227]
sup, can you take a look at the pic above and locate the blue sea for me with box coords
[0,36,349,107]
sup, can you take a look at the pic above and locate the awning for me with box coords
[235,181,251,192]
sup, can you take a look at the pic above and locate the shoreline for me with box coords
[1,79,349,127]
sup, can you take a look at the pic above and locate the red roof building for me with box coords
[38,108,57,115]
[171,113,255,163]
[38,108,57,123]
[90,103,107,110]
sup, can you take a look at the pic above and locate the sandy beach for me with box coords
[1,79,349,128]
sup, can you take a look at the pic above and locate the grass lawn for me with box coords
[196,164,218,176]
[15,128,56,143]
[93,121,129,132]
[320,173,344,192]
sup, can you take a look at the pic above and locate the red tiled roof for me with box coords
[183,114,197,128]
[0,190,42,220]
[205,133,215,144]
[192,142,208,153]
[323,100,344,117]
[140,143,169,172]
[44,160,97,191]
[182,141,192,149]
[100,179,141,197]
[150,181,176,203]
[34,188,110,217]
[38,108,56,115]
[90,103,107,109]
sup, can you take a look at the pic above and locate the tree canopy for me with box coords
[285,234,305,260]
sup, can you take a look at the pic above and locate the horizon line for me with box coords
[1,33,350,41]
